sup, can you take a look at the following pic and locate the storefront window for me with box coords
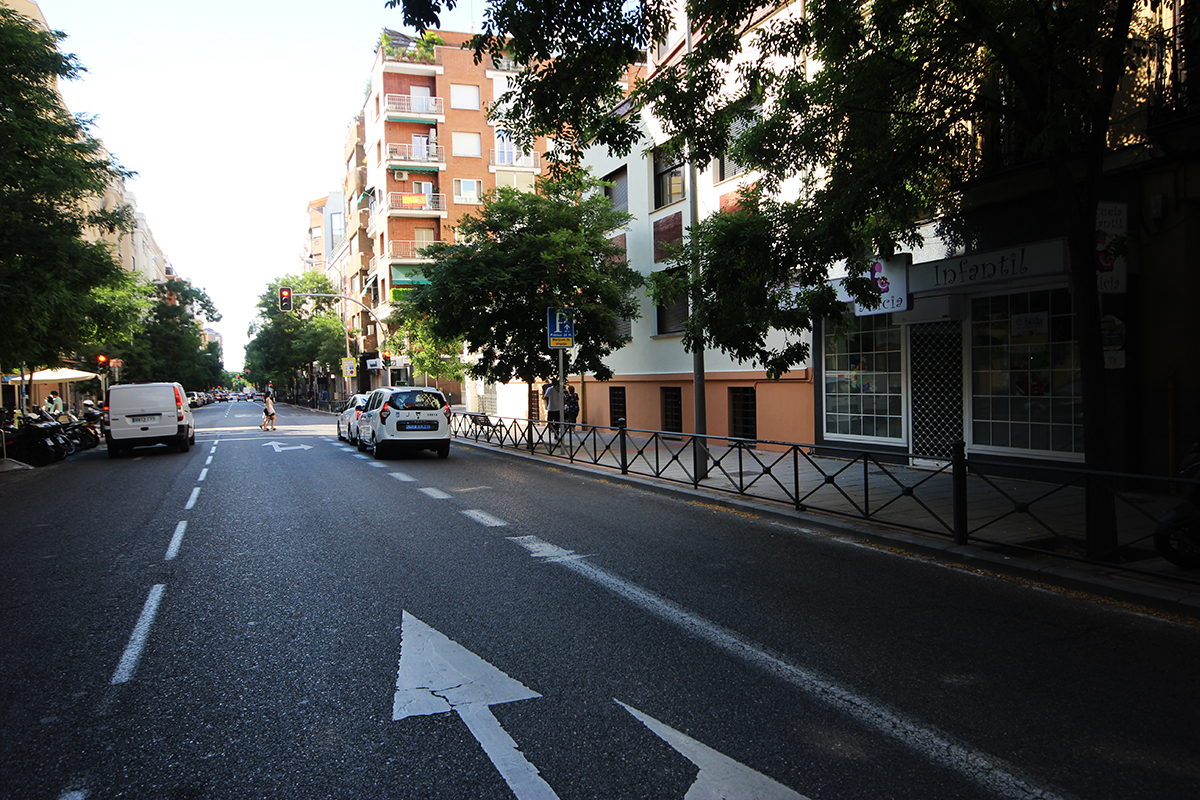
[970,288,1082,454]
[824,315,904,440]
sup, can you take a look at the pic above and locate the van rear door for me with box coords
[107,384,180,439]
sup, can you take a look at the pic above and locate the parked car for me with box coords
[337,393,371,444]
[356,386,451,458]
[186,392,202,408]
[104,382,195,457]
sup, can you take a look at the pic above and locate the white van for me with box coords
[104,382,195,458]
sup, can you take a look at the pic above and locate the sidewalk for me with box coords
[453,423,1200,621]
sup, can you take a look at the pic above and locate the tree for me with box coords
[118,278,223,388]
[401,0,1140,555]
[0,7,135,372]
[408,171,642,388]
[385,302,468,386]
[246,272,341,393]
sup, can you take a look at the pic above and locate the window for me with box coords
[604,166,628,213]
[654,147,684,209]
[661,387,683,435]
[715,151,746,183]
[452,131,482,157]
[495,132,518,164]
[655,267,688,335]
[824,314,904,440]
[970,288,1080,453]
[453,178,482,204]
[729,387,756,441]
[450,84,480,110]
[330,212,344,239]
[609,386,627,428]
[496,171,535,192]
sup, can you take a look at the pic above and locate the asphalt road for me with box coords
[2,400,1199,799]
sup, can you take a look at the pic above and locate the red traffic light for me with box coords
[97,354,109,369]
[279,286,293,311]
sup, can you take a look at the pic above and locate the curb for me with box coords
[455,436,1200,622]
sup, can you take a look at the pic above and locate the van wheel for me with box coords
[436,442,450,459]
[107,442,123,459]
[178,435,190,453]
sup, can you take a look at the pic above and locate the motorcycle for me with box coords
[1,410,59,467]
[1153,439,1200,568]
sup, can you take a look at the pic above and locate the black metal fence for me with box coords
[452,413,1200,587]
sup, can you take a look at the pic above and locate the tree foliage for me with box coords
[0,7,135,372]
[385,301,468,385]
[245,272,342,389]
[409,171,642,384]
[117,278,224,389]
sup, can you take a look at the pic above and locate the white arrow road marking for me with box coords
[509,536,1064,800]
[261,441,313,453]
[393,612,560,800]
[616,701,808,800]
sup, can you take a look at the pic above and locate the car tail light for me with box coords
[379,406,390,424]
[174,386,185,421]
[103,390,111,427]
[442,403,452,422]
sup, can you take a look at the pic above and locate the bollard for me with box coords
[618,418,628,475]
[952,439,968,545]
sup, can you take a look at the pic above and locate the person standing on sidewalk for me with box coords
[543,379,563,440]
[563,385,579,433]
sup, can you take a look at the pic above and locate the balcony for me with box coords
[385,191,448,218]
[490,150,540,171]
[386,142,446,172]
[388,239,440,262]
[384,93,444,123]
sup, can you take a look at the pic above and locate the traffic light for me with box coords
[382,349,391,364]
[279,286,293,311]
[96,353,109,372]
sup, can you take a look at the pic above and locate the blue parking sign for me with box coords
[547,307,574,349]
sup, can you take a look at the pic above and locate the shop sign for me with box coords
[1096,202,1127,294]
[909,239,1066,293]
[832,255,910,316]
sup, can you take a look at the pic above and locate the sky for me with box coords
[38,0,485,371]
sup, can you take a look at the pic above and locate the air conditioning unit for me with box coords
[392,169,409,180]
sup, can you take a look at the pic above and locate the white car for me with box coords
[104,382,195,457]
[356,386,451,458]
[336,393,371,443]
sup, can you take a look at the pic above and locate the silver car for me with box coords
[337,393,371,444]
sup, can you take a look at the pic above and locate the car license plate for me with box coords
[131,415,157,423]
[404,422,434,431]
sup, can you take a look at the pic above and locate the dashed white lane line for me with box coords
[462,509,507,527]
[57,790,88,800]
[184,487,200,510]
[205,455,213,465]
[111,584,165,685]
[198,468,208,481]
[418,487,451,499]
[389,472,416,482]
[367,461,387,468]
[353,454,371,460]
[165,521,187,561]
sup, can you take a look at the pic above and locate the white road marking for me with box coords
[418,487,451,499]
[165,521,186,561]
[393,613,559,800]
[205,455,213,465]
[509,536,1063,800]
[389,471,416,482]
[184,487,200,510]
[462,509,508,527]
[198,468,208,481]
[111,584,165,685]
[354,453,371,460]
[617,701,807,799]
[367,461,388,468]
[57,790,88,800]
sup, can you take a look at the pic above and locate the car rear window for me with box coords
[389,391,444,410]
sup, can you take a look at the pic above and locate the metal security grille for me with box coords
[661,386,683,434]
[729,387,757,441]
[910,321,963,460]
[609,386,627,427]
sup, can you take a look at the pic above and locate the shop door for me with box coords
[909,320,963,462]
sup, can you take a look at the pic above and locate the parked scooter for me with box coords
[1154,439,1200,568]
[1,409,59,466]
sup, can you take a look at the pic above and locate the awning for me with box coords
[2,368,100,384]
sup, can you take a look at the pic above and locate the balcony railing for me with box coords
[388,240,440,260]
[490,150,540,168]
[387,143,446,164]
[382,47,442,67]
[385,93,444,116]
[386,192,447,213]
